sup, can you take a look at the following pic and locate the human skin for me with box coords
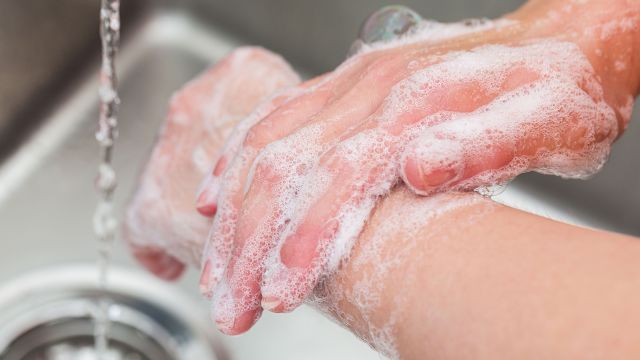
[195,0,640,335]
[325,189,640,359]
[124,47,300,279]
[125,0,640,355]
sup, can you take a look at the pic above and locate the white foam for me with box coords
[309,191,491,359]
[125,47,299,266]
[354,18,517,55]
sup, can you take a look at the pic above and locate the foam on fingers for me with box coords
[401,76,617,195]
[196,87,302,216]
[124,46,300,278]
[252,40,619,321]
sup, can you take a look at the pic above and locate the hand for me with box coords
[123,47,299,280]
[196,0,638,334]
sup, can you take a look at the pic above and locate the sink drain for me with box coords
[0,265,225,360]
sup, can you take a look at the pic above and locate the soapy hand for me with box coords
[196,3,637,335]
[123,47,300,280]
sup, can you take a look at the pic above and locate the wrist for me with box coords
[573,0,640,114]
[311,189,491,358]
[514,0,640,129]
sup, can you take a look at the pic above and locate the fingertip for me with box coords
[401,154,429,194]
[216,308,262,335]
[156,260,185,281]
[260,296,284,312]
[212,283,262,335]
[196,189,218,216]
[401,152,459,195]
[401,134,466,195]
[196,173,222,217]
[261,261,308,313]
[131,245,186,281]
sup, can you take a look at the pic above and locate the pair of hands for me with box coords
[126,1,634,336]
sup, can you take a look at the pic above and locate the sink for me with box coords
[0,1,638,359]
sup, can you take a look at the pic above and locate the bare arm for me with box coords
[321,188,640,359]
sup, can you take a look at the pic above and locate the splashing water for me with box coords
[93,0,120,357]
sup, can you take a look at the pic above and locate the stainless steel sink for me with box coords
[0,0,638,359]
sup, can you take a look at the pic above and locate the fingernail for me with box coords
[262,268,303,313]
[196,190,217,216]
[157,260,185,281]
[261,296,282,312]
[422,167,458,187]
[199,260,212,298]
[212,288,236,334]
[403,155,460,195]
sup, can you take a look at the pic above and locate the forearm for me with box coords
[317,188,640,359]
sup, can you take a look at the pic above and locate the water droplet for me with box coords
[347,5,422,57]
[475,182,509,197]
[359,6,422,45]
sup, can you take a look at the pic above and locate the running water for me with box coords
[93,0,120,357]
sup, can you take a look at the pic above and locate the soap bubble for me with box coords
[475,182,509,197]
[348,5,422,56]
[359,6,422,44]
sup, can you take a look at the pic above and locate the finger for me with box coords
[199,51,394,295]
[401,77,618,195]
[211,125,327,331]
[195,52,383,216]
[195,89,296,216]
[260,139,380,313]
[211,274,264,335]
[261,41,614,313]
[124,47,300,280]
[258,55,542,312]
[220,52,428,322]
[191,47,302,216]
[211,161,282,334]
[198,86,336,293]
[130,244,186,281]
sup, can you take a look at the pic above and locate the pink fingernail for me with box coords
[199,260,212,298]
[196,190,217,216]
[422,167,458,187]
[261,296,282,312]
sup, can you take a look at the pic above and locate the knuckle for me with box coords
[243,122,273,148]
[242,127,261,148]
[242,109,288,149]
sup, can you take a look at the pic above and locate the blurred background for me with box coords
[0,0,638,359]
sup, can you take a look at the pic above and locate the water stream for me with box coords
[93,0,121,357]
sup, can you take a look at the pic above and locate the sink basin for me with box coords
[0,1,638,359]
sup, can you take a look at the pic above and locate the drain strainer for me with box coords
[0,265,225,360]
